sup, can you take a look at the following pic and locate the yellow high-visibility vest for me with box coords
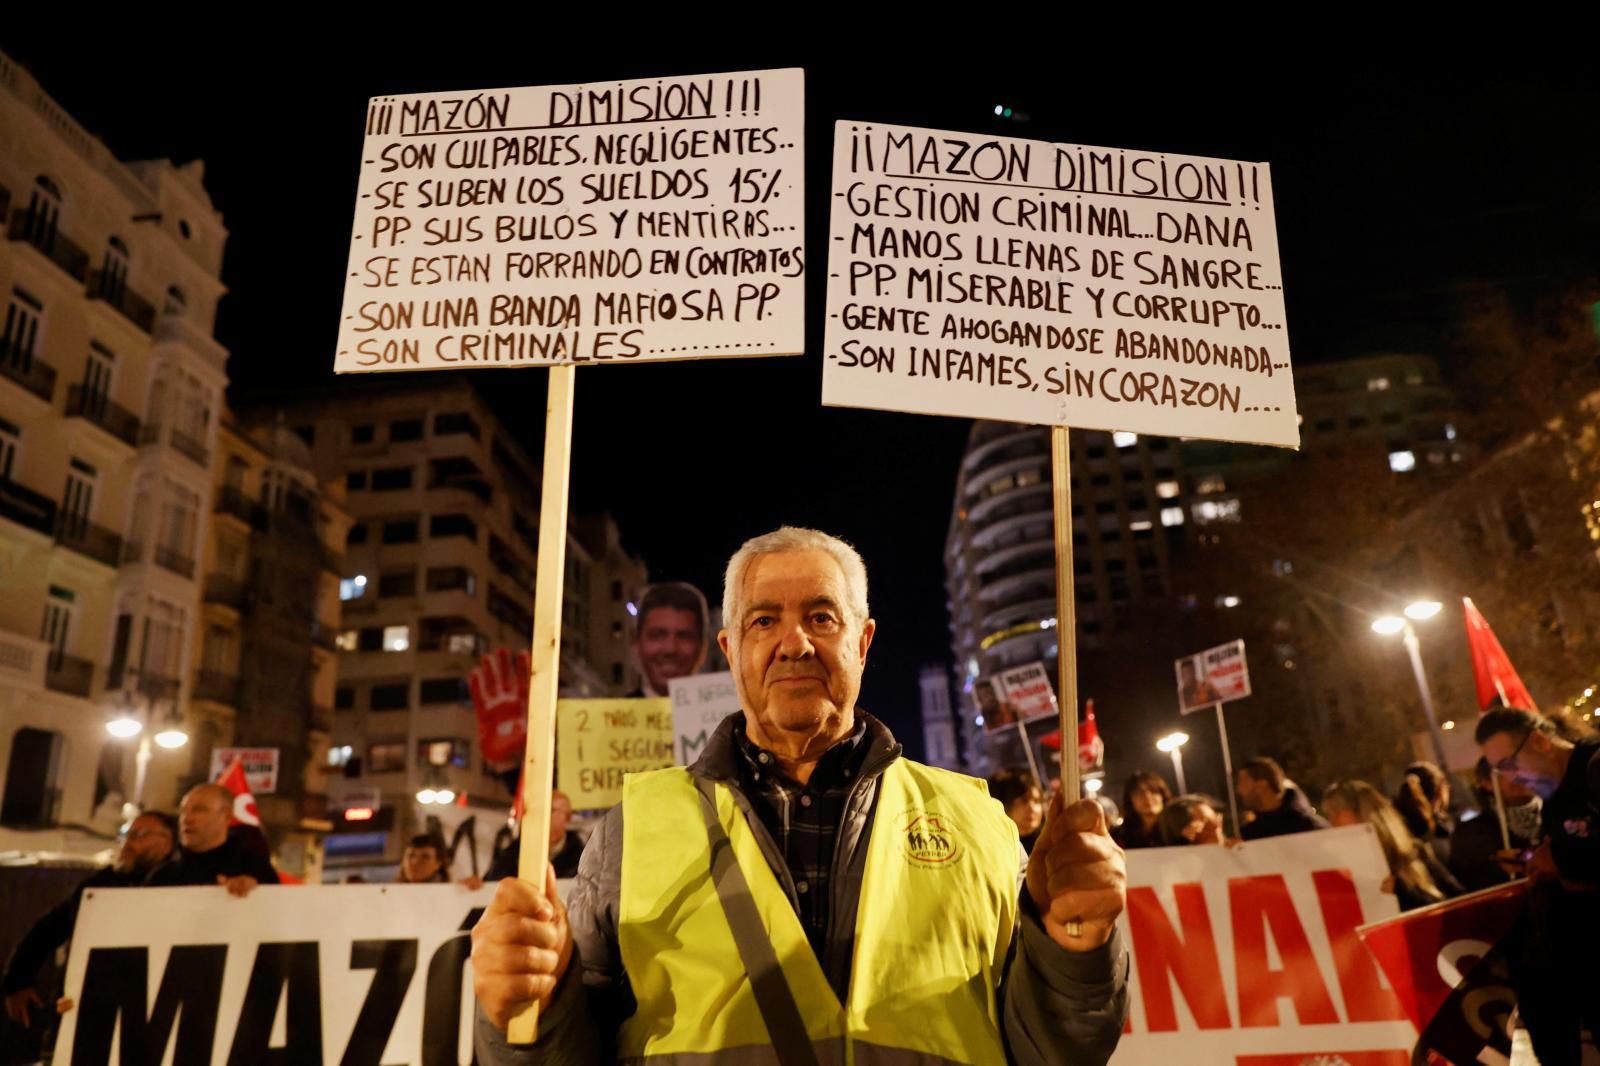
[618,758,1018,1065]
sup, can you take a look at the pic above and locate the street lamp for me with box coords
[1371,600,1449,769]
[104,693,187,813]
[1156,731,1190,793]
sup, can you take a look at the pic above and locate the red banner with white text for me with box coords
[1112,826,1415,1064]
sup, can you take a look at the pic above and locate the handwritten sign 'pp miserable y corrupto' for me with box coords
[822,122,1298,448]
[336,69,804,373]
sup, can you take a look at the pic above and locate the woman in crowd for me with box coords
[987,768,1045,852]
[1156,795,1227,846]
[1323,780,1464,910]
[1394,761,1456,868]
[1113,770,1172,849]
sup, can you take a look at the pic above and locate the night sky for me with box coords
[8,31,1597,758]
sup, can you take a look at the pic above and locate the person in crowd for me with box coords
[472,527,1129,1064]
[1476,707,1600,1066]
[629,582,710,697]
[1113,770,1171,849]
[988,768,1045,852]
[1235,757,1329,839]
[397,833,452,883]
[485,790,586,882]
[3,812,176,1030]
[547,790,585,878]
[1156,795,1227,846]
[1394,760,1456,868]
[1322,780,1462,910]
[1449,757,1541,891]
[146,783,279,894]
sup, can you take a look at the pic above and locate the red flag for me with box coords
[1461,597,1538,711]
[214,756,262,827]
[1357,881,1524,1031]
[1077,699,1104,772]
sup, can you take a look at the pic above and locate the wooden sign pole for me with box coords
[1049,425,1081,803]
[507,364,576,1046]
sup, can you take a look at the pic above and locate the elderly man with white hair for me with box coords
[473,527,1129,1065]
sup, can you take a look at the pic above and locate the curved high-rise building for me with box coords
[945,423,1188,772]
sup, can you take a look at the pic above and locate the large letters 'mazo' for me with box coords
[70,930,474,1066]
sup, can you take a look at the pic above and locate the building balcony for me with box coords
[0,341,57,405]
[203,573,248,610]
[214,485,265,528]
[86,269,157,333]
[0,627,48,689]
[44,650,94,697]
[170,428,209,468]
[154,544,196,579]
[309,704,333,733]
[7,209,89,283]
[310,620,341,653]
[0,477,56,536]
[65,386,141,447]
[54,513,123,568]
[193,668,240,705]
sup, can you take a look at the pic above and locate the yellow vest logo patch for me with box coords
[902,811,961,866]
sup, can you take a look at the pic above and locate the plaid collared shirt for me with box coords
[733,718,870,961]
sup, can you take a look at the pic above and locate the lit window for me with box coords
[1216,595,1241,608]
[1129,519,1153,532]
[1193,499,1242,525]
[1112,431,1138,449]
[1195,474,1227,495]
[1156,480,1180,499]
[1160,507,1185,527]
[1388,450,1416,473]
[383,625,411,652]
[1271,559,1294,577]
[327,745,353,768]
[336,629,359,651]
[339,575,368,601]
[446,632,479,656]
[1367,377,1391,392]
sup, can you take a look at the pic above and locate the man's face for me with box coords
[401,845,442,883]
[1235,773,1266,812]
[178,789,231,852]
[1481,729,1564,797]
[1181,661,1197,687]
[548,792,572,846]
[1491,771,1536,805]
[116,815,174,874]
[636,607,704,694]
[975,683,999,713]
[718,550,875,747]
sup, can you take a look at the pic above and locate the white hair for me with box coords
[722,527,870,637]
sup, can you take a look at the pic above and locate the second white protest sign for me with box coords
[822,121,1298,447]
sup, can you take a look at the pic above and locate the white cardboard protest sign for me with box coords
[1176,639,1252,714]
[668,670,741,765]
[336,69,805,373]
[1113,825,1413,1064]
[823,122,1299,448]
[208,747,280,794]
[55,884,495,1066]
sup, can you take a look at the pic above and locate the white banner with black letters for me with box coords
[55,883,494,1065]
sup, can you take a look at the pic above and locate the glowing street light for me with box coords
[105,716,143,739]
[1372,600,1449,769]
[1084,778,1103,794]
[1404,600,1443,621]
[154,727,189,750]
[1156,731,1190,793]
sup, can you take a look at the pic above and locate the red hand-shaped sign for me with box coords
[469,648,530,769]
